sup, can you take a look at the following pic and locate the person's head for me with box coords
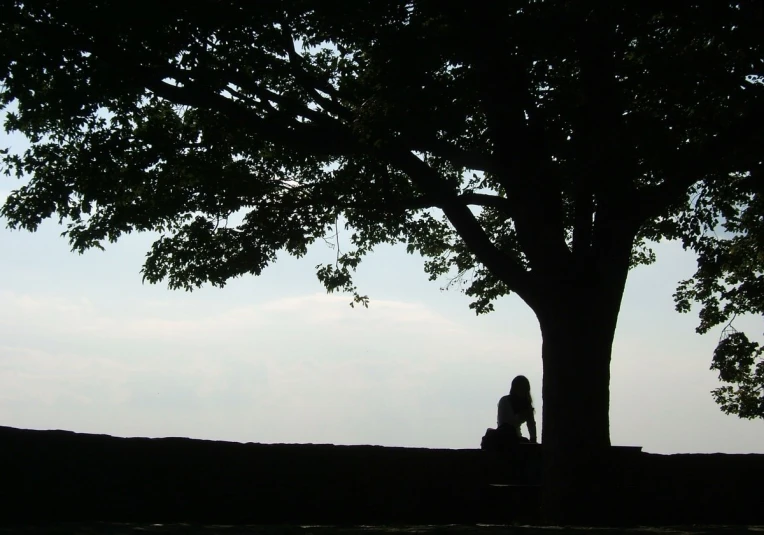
[509,375,534,413]
[510,375,531,397]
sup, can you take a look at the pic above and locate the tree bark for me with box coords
[531,257,632,524]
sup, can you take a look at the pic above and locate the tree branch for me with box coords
[458,6,571,272]
[405,192,513,214]
[278,21,356,123]
[184,45,343,128]
[380,144,532,297]
[143,78,357,156]
[405,137,498,174]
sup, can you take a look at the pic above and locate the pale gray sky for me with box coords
[1,127,762,454]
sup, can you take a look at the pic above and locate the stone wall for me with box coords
[1,426,762,525]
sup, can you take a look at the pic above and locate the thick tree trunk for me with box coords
[532,262,631,524]
[540,301,615,452]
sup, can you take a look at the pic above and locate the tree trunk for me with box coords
[532,263,631,524]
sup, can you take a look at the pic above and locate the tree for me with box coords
[1,0,762,522]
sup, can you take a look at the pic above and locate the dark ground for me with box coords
[0,524,762,535]
[1,426,763,526]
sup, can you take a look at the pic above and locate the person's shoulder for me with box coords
[498,394,511,405]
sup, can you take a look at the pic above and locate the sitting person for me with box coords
[497,375,537,443]
[481,374,538,451]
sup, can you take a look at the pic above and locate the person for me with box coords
[497,375,537,443]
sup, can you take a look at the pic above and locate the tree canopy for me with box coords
[1,1,762,420]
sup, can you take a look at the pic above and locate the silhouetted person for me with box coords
[497,375,537,443]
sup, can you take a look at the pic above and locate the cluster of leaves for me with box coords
[673,175,764,418]
[710,328,764,418]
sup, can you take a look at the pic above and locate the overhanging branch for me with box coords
[380,144,531,296]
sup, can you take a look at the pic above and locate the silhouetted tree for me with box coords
[1,0,762,521]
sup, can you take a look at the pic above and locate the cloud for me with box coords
[0,289,535,355]
[0,345,132,406]
[0,289,542,424]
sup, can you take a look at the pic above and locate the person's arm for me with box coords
[527,414,538,443]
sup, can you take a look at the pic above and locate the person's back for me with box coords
[496,375,537,443]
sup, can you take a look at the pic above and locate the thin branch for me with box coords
[278,21,355,123]
[185,50,337,127]
[334,215,342,267]
[145,77,357,157]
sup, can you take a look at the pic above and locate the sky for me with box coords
[1,128,763,456]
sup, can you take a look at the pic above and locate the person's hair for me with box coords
[509,375,534,416]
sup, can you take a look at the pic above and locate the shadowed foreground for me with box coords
[0,524,762,535]
[1,426,763,526]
